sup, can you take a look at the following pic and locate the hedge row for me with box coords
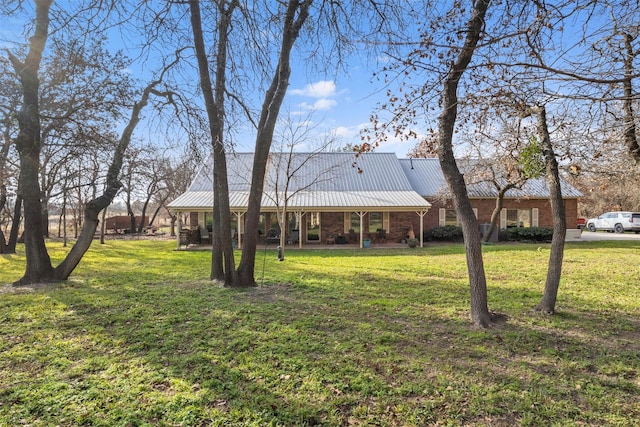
[423,225,554,243]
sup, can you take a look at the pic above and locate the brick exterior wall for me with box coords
[425,197,579,229]
[318,211,427,243]
[389,212,423,242]
[320,212,344,240]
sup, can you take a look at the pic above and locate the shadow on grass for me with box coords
[28,275,637,425]
[2,240,639,425]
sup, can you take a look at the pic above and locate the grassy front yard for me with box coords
[1,240,639,426]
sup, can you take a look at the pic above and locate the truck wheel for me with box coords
[614,224,624,233]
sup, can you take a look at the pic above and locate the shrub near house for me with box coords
[507,227,554,242]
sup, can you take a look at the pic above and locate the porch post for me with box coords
[416,210,427,248]
[357,211,367,248]
[296,211,304,248]
[235,211,244,249]
[176,211,182,249]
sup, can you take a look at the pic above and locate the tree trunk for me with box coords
[0,126,9,252]
[436,0,494,328]
[9,0,55,286]
[532,105,566,314]
[127,200,136,235]
[188,0,238,285]
[0,146,9,253]
[138,199,150,233]
[622,33,640,163]
[6,196,22,254]
[169,215,177,237]
[149,201,165,228]
[484,194,504,243]
[237,0,312,287]
[483,185,516,243]
[100,207,106,245]
[277,204,288,261]
[41,192,50,238]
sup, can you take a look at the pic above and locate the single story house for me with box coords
[167,152,582,248]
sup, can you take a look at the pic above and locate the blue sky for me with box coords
[235,62,419,157]
[0,3,421,158]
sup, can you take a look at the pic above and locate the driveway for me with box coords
[578,230,640,241]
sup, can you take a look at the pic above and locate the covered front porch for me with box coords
[173,207,430,250]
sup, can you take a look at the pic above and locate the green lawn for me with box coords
[1,240,639,426]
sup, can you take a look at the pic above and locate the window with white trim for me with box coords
[439,208,478,226]
[505,209,531,228]
[369,212,383,232]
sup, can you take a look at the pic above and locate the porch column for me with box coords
[234,211,245,249]
[176,211,182,249]
[296,211,304,248]
[416,210,427,248]
[356,211,367,248]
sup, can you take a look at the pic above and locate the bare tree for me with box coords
[435,0,498,328]
[156,154,196,237]
[235,0,313,287]
[135,151,175,233]
[0,56,22,253]
[265,112,341,260]
[6,0,56,283]
[188,0,238,284]
[520,105,567,314]
[460,119,545,243]
[53,62,182,281]
[6,0,183,285]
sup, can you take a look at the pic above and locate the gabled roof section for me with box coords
[189,152,416,192]
[398,158,448,197]
[399,158,583,199]
[285,152,414,191]
[169,152,431,211]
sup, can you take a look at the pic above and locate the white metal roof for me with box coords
[168,152,431,212]
[187,152,416,192]
[168,153,582,212]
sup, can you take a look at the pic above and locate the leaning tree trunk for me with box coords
[53,78,166,280]
[6,196,23,254]
[8,0,55,285]
[0,126,15,253]
[237,0,312,287]
[100,207,107,245]
[531,105,566,314]
[0,184,10,254]
[436,0,494,328]
[483,184,517,243]
[484,191,505,243]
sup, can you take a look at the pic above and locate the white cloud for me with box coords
[312,98,337,110]
[290,80,337,98]
[298,98,337,112]
[333,126,353,138]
